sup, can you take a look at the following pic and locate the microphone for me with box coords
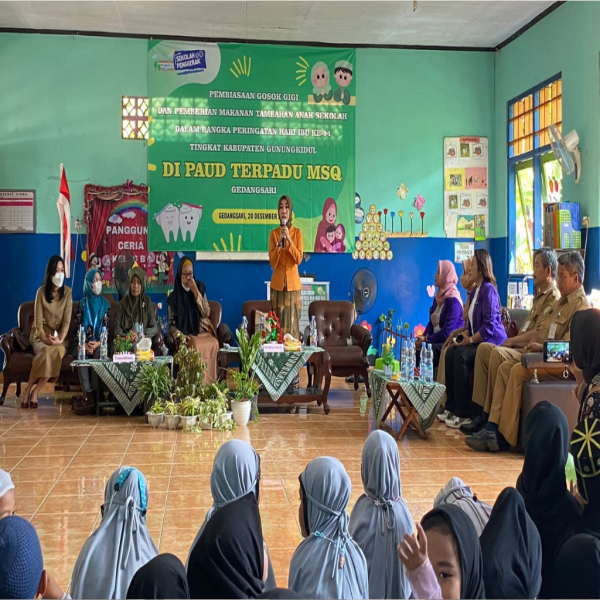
[280,218,287,248]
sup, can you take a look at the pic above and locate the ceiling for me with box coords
[0,1,557,49]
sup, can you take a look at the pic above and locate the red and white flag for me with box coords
[57,164,73,278]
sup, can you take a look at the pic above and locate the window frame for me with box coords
[121,96,149,141]
[507,73,562,275]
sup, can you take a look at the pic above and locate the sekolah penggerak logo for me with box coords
[173,49,207,74]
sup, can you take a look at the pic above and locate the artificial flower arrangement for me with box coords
[382,336,395,366]
[263,311,283,344]
[113,331,137,363]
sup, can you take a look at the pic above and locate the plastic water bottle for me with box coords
[310,316,317,348]
[139,322,144,340]
[401,341,407,379]
[78,326,86,360]
[406,340,414,382]
[423,343,433,383]
[241,316,248,337]
[100,326,108,360]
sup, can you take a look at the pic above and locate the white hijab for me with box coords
[349,430,413,599]
[71,467,158,599]
[289,457,369,599]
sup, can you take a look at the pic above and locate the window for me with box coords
[122,96,149,140]
[508,75,562,274]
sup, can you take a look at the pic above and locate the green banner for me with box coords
[147,42,355,254]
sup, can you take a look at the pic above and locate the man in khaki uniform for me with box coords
[466,251,589,451]
[460,248,560,435]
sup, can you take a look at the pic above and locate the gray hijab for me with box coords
[349,430,413,599]
[71,467,158,599]
[288,457,369,600]
[186,440,261,569]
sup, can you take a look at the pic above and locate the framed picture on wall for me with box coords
[0,190,36,233]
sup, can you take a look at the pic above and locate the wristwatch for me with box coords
[469,337,473,345]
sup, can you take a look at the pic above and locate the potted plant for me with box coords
[147,400,164,428]
[382,336,395,377]
[200,382,234,430]
[172,333,206,401]
[228,328,262,426]
[180,396,199,430]
[113,331,137,363]
[138,362,173,413]
[164,399,180,430]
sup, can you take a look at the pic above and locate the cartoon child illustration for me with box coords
[319,226,336,253]
[311,62,333,103]
[89,253,101,271]
[333,60,353,105]
[157,252,169,286]
[101,255,112,286]
[146,252,156,282]
[333,224,346,253]
[314,197,337,252]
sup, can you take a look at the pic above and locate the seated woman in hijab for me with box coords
[398,503,485,600]
[21,255,72,409]
[570,418,600,539]
[187,491,268,599]
[72,268,111,416]
[71,467,158,599]
[349,430,413,599]
[168,258,219,384]
[186,440,276,588]
[115,265,158,348]
[570,309,600,421]
[480,487,542,599]
[289,457,369,600]
[553,534,600,599]
[416,260,464,370]
[127,554,189,600]
[517,402,582,598]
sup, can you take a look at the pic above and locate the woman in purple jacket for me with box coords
[416,260,464,370]
[441,249,506,429]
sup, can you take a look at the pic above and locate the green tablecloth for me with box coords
[220,347,323,402]
[71,357,173,415]
[370,369,446,430]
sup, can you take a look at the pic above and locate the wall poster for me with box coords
[444,137,488,239]
[84,182,174,293]
[147,41,356,257]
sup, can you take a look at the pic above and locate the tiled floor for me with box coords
[0,380,523,591]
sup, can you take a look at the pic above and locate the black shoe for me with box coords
[465,428,500,452]
[460,415,485,435]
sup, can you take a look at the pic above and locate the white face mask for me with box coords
[93,281,103,295]
[52,272,65,287]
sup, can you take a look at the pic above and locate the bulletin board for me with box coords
[443,137,488,240]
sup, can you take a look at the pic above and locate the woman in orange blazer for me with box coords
[269,195,303,340]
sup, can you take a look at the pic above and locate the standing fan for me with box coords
[113,251,135,300]
[549,124,581,184]
[349,268,378,319]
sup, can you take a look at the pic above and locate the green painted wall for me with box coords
[494,1,600,235]
[0,33,495,238]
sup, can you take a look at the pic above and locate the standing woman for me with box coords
[23,256,72,409]
[167,258,219,384]
[442,249,506,429]
[72,268,111,416]
[269,195,303,341]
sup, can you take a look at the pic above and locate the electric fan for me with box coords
[549,124,581,184]
[349,268,378,319]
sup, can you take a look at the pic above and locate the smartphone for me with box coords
[543,340,572,363]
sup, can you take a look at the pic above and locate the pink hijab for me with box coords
[313,197,337,252]
[435,260,463,305]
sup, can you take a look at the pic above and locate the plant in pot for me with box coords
[138,362,173,418]
[200,382,235,431]
[164,399,181,430]
[382,335,395,377]
[147,400,165,428]
[228,328,262,426]
[172,333,206,401]
[180,396,200,430]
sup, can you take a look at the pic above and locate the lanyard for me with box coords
[85,302,100,335]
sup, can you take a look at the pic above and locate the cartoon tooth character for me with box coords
[154,203,180,243]
[179,203,203,243]
[333,60,353,105]
[311,61,333,103]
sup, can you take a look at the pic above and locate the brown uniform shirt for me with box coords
[536,285,590,342]
[518,283,561,334]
